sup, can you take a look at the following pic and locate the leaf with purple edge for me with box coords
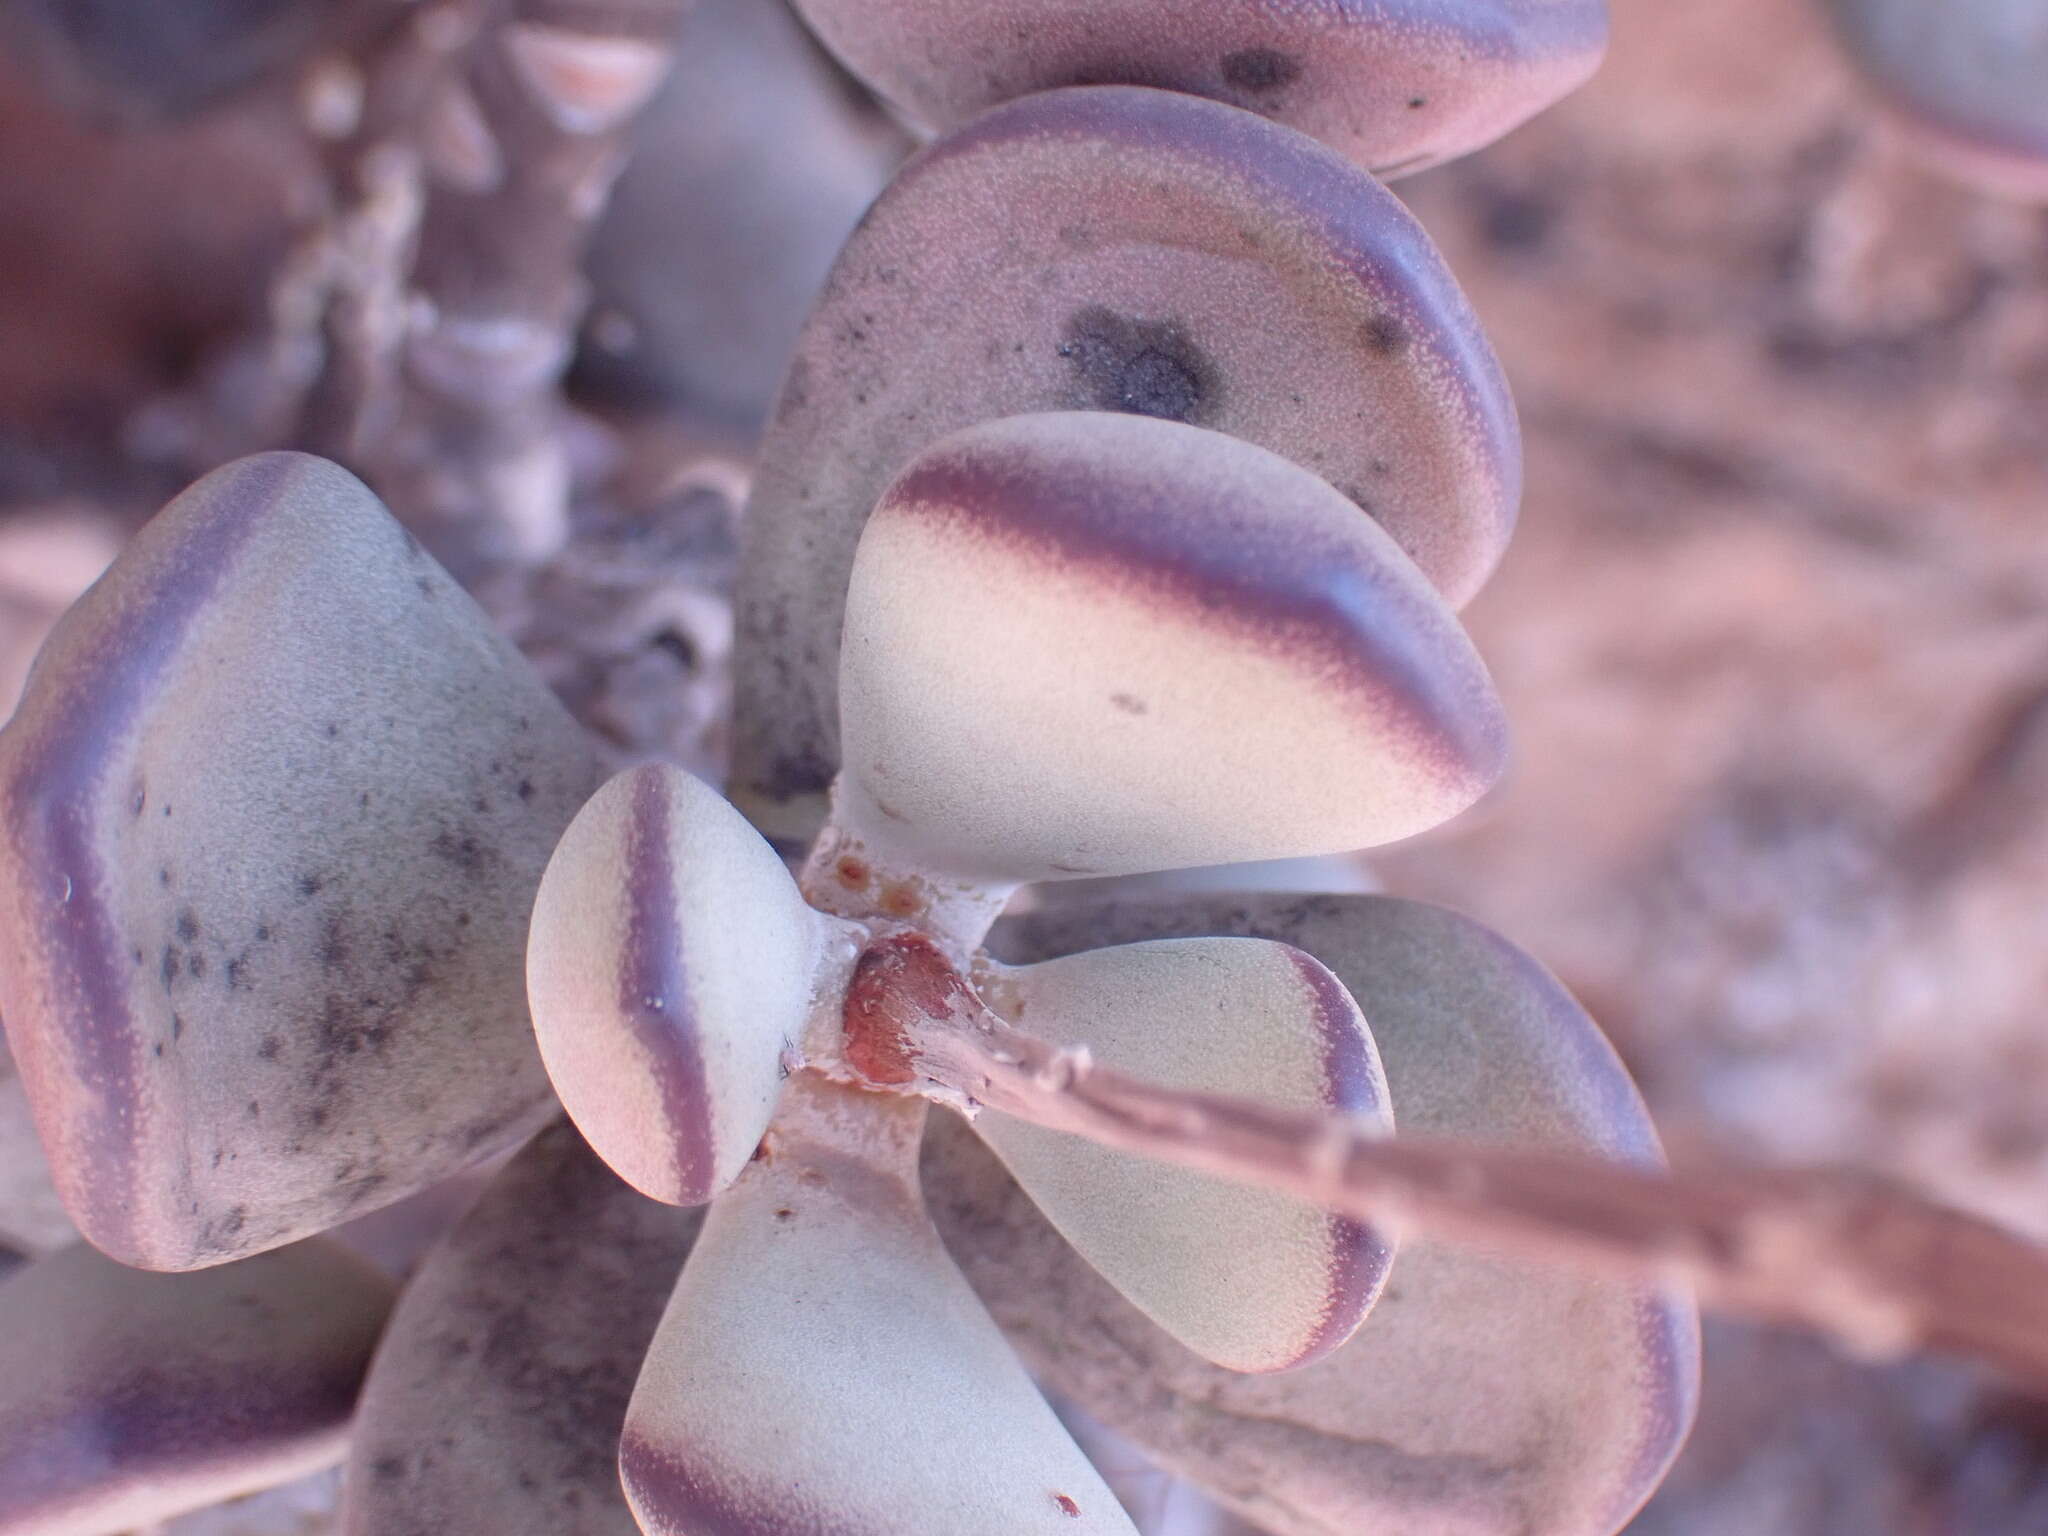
[528,764,849,1208]
[924,893,1699,1536]
[622,1077,1137,1536]
[973,937,1394,1374]
[835,413,1506,883]
[0,452,606,1270]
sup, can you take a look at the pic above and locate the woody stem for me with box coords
[882,948,2048,1390]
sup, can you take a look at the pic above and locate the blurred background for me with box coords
[1,0,2045,1531]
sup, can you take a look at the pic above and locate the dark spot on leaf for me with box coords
[1110,693,1148,715]
[1220,47,1300,95]
[320,916,351,972]
[1059,306,1220,424]
[430,828,491,876]
[258,1035,281,1060]
[1363,315,1408,356]
[176,909,200,942]
[1408,95,1427,109]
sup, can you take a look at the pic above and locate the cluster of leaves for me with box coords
[0,4,1711,1535]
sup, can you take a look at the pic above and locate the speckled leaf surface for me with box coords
[792,0,1606,178]
[0,452,606,1270]
[623,1077,1137,1535]
[732,85,1518,839]
[924,893,1699,1536]
[836,413,1505,882]
[973,937,1392,1373]
[1824,0,2048,200]
[529,764,835,1207]
[343,1119,700,1536]
[0,1236,393,1536]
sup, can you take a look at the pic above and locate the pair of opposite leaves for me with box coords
[0,81,1690,1536]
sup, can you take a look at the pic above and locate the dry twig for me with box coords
[872,956,2048,1390]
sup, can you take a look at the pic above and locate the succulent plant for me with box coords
[0,5,1721,1534]
[513,393,1691,1531]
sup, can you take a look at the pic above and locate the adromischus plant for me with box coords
[516,403,1692,1533]
[0,5,1704,1534]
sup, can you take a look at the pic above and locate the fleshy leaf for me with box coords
[0,452,605,1269]
[733,85,1518,838]
[622,1076,1137,1535]
[792,0,1607,178]
[1824,0,2048,200]
[0,1236,394,1535]
[973,937,1392,1372]
[528,764,839,1207]
[836,413,1505,882]
[343,1120,700,1536]
[926,893,1699,1536]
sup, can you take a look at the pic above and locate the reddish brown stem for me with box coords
[898,973,2048,1390]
